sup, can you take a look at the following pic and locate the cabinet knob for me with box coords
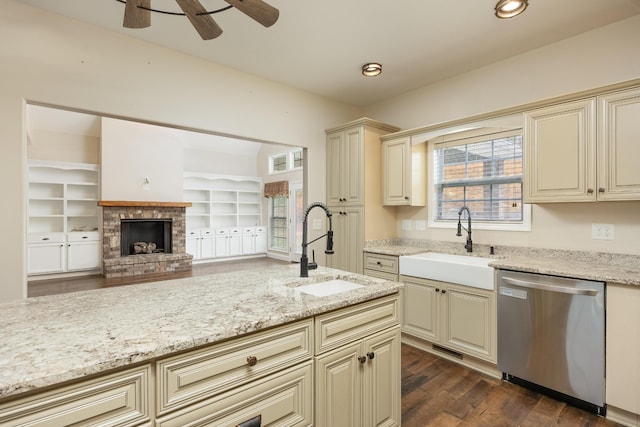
[598,187,605,193]
[367,352,375,360]
[246,356,258,367]
[587,188,594,194]
[358,356,367,364]
[441,289,447,294]
[435,288,440,292]
[376,261,382,265]
[404,196,409,200]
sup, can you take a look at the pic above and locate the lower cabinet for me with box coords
[186,228,215,260]
[314,294,401,427]
[400,275,496,363]
[27,232,101,275]
[363,252,399,281]
[606,283,640,424]
[0,365,151,427]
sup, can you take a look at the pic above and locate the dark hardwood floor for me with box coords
[402,344,620,427]
[29,261,620,426]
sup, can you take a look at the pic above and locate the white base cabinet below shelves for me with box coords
[27,232,101,275]
[242,226,266,255]
[400,275,496,363]
[186,229,215,260]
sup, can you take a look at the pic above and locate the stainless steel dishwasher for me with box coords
[497,270,605,414]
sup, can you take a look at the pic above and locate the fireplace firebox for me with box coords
[120,218,172,256]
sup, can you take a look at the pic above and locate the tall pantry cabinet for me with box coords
[325,118,399,274]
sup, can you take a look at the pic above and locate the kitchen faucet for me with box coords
[456,206,473,253]
[300,202,334,277]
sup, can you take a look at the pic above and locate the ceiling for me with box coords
[15,0,640,107]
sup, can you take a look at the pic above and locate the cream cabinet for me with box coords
[606,284,640,423]
[0,365,151,427]
[328,206,364,273]
[325,118,400,274]
[381,136,427,206]
[400,275,496,363]
[524,87,640,203]
[314,294,401,427]
[363,252,399,281]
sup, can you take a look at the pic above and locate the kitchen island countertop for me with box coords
[0,265,402,399]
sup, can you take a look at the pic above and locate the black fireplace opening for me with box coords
[120,219,172,256]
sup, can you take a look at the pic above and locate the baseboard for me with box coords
[401,333,501,379]
[607,405,640,427]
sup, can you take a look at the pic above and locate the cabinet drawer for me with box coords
[315,294,400,354]
[0,365,151,427]
[363,268,398,281]
[156,361,313,427]
[27,233,64,244]
[364,253,398,274]
[156,319,313,415]
[67,231,100,242]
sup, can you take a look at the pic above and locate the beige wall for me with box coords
[0,0,359,301]
[27,129,100,164]
[364,15,640,256]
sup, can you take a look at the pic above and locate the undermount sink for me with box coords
[295,279,364,297]
[399,252,495,290]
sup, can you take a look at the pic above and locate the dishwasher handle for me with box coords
[501,277,599,296]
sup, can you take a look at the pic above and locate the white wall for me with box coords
[27,129,100,164]
[0,0,360,301]
[364,15,640,256]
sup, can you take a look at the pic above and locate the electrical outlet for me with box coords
[415,220,426,231]
[402,220,412,231]
[312,219,322,230]
[592,223,614,240]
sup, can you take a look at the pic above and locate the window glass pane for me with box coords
[270,195,288,251]
[272,155,287,172]
[292,150,303,169]
[434,134,523,222]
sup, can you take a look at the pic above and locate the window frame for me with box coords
[268,194,288,252]
[427,128,531,232]
[268,148,303,175]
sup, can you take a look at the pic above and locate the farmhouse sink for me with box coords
[399,252,495,290]
[295,279,365,297]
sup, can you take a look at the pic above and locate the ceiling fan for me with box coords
[122,0,279,40]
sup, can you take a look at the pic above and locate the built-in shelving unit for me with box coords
[27,160,101,275]
[183,173,262,230]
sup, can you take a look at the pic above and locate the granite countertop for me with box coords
[0,265,402,399]
[365,241,640,287]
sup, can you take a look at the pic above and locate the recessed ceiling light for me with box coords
[495,0,529,19]
[362,63,382,77]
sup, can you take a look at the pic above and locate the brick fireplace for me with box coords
[98,201,193,278]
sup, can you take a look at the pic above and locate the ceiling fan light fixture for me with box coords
[362,63,382,77]
[494,0,529,19]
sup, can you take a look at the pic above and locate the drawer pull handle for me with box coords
[358,356,367,364]
[246,355,258,367]
[367,352,375,360]
[42,237,50,241]
[82,236,88,239]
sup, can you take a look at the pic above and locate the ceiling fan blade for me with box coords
[175,0,223,40]
[224,0,279,27]
[123,0,151,28]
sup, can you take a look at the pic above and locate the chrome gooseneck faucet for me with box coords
[456,206,473,253]
[300,202,334,277]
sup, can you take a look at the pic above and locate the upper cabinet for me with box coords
[524,87,640,203]
[326,126,365,206]
[381,136,427,206]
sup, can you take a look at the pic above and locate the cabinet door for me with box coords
[254,230,266,254]
[442,285,495,362]
[186,235,200,259]
[343,127,364,205]
[67,241,101,271]
[315,342,363,427]
[363,326,401,427]
[215,236,229,257]
[401,277,440,342]
[524,99,597,202]
[383,137,410,205]
[598,88,640,201]
[200,235,215,259]
[241,234,255,255]
[606,284,640,414]
[327,206,363,273]
[326,132,345,205]
[27,243,65,274]
[228,235,242,256]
